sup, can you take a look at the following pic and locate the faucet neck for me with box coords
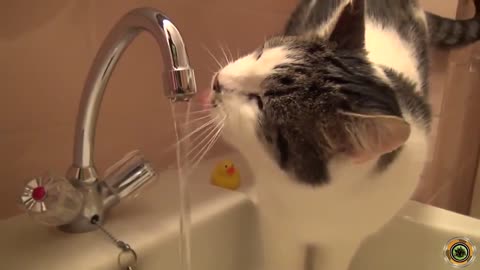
[71,8,196,172]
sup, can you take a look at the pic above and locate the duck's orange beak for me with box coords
[226,166,236,176]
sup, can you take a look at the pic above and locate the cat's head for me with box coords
[208,0,411,185]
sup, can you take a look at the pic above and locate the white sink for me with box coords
[2,154,480,270]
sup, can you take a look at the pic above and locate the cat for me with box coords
[205,0,480,269]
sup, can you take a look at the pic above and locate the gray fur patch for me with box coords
[285,0,430,95]
[244,1,438,184]
[377,147,402,172]
[256,35,407,185]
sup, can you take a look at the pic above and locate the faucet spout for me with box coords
[73,7,196,171]
[57,8,196,233]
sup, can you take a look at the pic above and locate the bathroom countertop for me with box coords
[0,153,253,270]
[399,200,480,236]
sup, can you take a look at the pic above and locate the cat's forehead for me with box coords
[218,44,294,93]
[215,35,333,94]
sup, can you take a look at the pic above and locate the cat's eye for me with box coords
[247,93,263,110]
[212,73,221,92]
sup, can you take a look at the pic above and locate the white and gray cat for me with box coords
[206,0,480,269]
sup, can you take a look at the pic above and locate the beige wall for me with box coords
[413,0,480,215]
[0,0,466,219]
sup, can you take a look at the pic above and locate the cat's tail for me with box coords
[427,0,480,47]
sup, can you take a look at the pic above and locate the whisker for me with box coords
[181,100,214,107]
[185,116,225,162]
[180,114,213,127]
[175,109,212,116]
[177,123,219,162]
[186,105,214,111]
[184,122,223,159]
[184,107,214,113]
[160,133,215,166]
[186,122,224,172]
[184,121,223,163]
[180,119,215,130]
[156,110,215,165]
[220,44,230,65]
[175,116,219,146]
[184,120,223,166]
[181,110,214,120]
[153,114,216,144]
[202,45,223,69]
[157,120,217,159]
[226,46,234,62]
[184,122,220,146]
[183,112,213,120]
[186,107,214,112]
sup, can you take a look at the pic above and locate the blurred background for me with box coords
[2,0,480,220]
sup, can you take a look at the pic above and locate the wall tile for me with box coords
[1,0,95,132]
[0,124,74,217]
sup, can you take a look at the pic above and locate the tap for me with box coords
[20,8,196,233]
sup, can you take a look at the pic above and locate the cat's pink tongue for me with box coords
[198,89,214,109]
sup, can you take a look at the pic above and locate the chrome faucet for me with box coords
[20,8,196,233]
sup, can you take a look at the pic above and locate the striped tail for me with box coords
[427,0,480,47]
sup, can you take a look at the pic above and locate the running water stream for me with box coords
[169,92,225,270]
[171,101,193,270]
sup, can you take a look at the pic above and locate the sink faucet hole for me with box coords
[90,215,100,224]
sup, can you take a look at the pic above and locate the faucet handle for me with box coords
[19,174,84,226]
[101,150,157,208]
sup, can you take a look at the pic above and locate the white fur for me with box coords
[365,19,423,93]
[211,3,429,270]
[218,113,427,270]
[219,47,294,94]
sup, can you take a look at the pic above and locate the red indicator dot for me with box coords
[32,186,46,201]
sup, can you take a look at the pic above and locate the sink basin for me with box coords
[2,153,480,270]
[352,202,480,269]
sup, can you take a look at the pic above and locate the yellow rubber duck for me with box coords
[211,160,240,190]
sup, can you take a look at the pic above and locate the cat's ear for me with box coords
[327,0,366,50]
[340,112,411,163]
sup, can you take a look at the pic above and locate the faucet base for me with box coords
[60,169,106,233]
[59,153,156,233]
[67,166,98,184]
[58,214,103,233]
